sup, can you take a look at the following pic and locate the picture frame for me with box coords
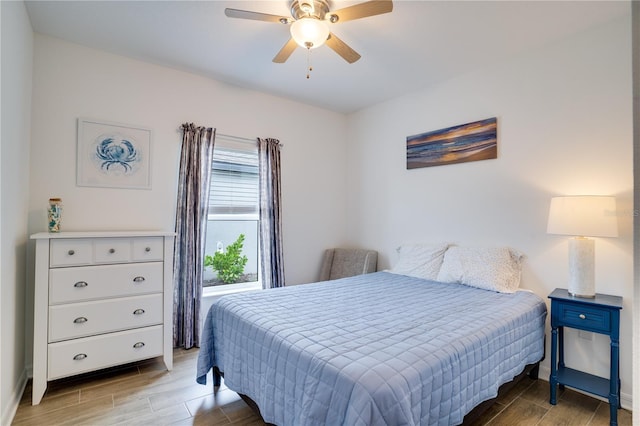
[406,117,497,169]
[77,118,152,189]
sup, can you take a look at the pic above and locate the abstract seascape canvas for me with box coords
[406,117,497,169]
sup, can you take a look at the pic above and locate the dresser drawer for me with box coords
[50,239,93,267]
[48,325,163,380]
[48,293,163,342]
[556,302,611,334]
[49,237,165,266]
[94,238,131,263]
[132,237,164,262]
[49,262,163,304]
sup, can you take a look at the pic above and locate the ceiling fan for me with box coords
[224,0,393,64]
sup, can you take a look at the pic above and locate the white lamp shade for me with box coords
[547,196,618,238]
[547,195,617,298]
[290,18,329,49]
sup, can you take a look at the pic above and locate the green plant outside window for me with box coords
[204,234,249,284]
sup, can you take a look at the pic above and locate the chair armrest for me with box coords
[363,251,378,274]
[319,249,335,281]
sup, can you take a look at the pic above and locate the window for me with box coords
[203,138,260,292]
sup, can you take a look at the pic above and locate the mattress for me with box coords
[197,271,547,425]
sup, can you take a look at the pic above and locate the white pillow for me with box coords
[389,243,450,281]
[436,246,524,293]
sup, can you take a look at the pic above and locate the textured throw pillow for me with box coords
[389,243,450,281]
[436,246,524,293]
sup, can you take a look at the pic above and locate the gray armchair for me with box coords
[319,248,378,281]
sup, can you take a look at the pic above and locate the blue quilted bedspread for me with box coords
[197,272,547,425]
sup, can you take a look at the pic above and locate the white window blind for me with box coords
[209,144,259,215]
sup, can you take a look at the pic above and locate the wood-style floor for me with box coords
[12,348,632,425]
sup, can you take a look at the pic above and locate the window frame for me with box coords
[203,140,261,297]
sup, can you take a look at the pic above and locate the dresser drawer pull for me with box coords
[74,281,88,288]
[133,309,145,315]
[68,250,75,255]
[579,314,586,320]
[133,342,145,349]
[73,317,88,324]
[145,247,151,252]
[133,276,146,283]
[109,248,115,254]
[73,353,87,361]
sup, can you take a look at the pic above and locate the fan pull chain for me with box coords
[306,46,313,79]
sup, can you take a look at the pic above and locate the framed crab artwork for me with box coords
[77,118,152,189]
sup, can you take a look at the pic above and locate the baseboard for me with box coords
[2,368,28,426]
[538,365,632,411]
[621,392,633,412]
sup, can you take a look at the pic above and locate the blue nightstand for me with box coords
[548,288,623,426]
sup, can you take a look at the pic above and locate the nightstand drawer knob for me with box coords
[74,281,88,288]
[73,353,87,361]
[109,248,115,254]
[145,247,151,252]
[133,309,145,315]
[133,342,145,349]
[579,314,586,320]
[68,250,75,255]
[73,317,88,324]
[133,276,146,283]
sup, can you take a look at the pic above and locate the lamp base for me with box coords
[567,237,595,298]
[568,290,596,299]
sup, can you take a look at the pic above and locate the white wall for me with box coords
[346,15,633,407]
[1,1,33,423]
[27,34,349,365]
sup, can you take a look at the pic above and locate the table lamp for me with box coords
[546,196,618,298]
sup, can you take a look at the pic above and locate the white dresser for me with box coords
[30,231,175,405]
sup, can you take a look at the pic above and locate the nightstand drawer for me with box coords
[556,302,611,334]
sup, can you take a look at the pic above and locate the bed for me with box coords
[196,269,547,425]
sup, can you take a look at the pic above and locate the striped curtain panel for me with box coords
[173,123,216,349]
[258,138,285,289]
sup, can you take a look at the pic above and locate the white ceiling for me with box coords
[25,0,629,114]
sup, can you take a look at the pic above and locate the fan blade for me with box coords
[329,0,393,23]
[225,8,290,23]
[325,33,361,63]
[273,38,298,63]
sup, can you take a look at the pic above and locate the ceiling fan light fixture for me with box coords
[290,18,329,49]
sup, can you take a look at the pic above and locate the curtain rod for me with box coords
[179,127,283,147]
[217,133,284,147]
